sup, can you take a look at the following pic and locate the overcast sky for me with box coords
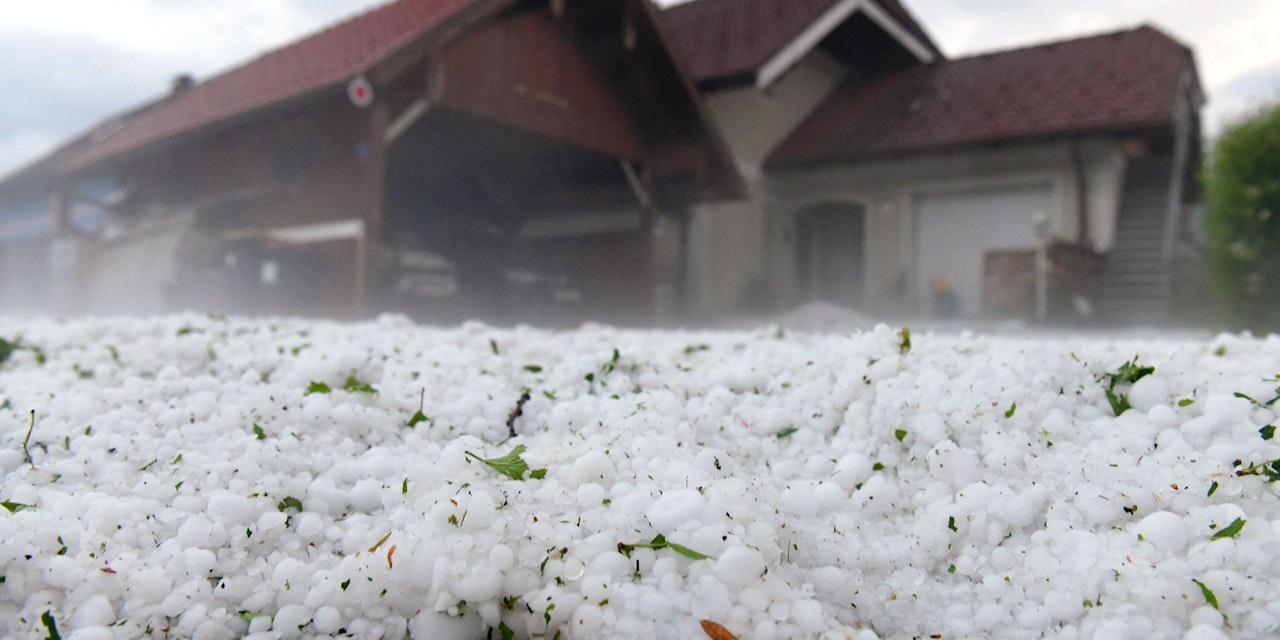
[1,0,1278,179]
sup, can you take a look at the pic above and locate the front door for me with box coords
[794,202,866,308]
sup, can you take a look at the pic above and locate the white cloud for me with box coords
[0,1,387,176]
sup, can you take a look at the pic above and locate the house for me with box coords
[664,0,1202,324]
[3,0,741,323]
[0,0,1202,325]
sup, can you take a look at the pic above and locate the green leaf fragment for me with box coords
[1101,358,1155,416]
[305,381,331,395]
[1112,359,1155,385]
[277,497,304,513]
[368,531,393,553]
[897,327,911,354]
[1,500,33,513]
[499,621,515,640]
[1192,579,1220,610]
[1236,458,1280,482]
[464,445,547,481]
[947,516,957,532]
[668,541,712,560]
[618,533,712,561]
[1207,481,1219,497]
[523,365,543,373]
[41,610,61,640]
[252,424,266,440]
[407,410,428,428]
[1104,389,1131,416]
[894,429,907,442]
[342,376,377,394]
[1210,517,1246,540]
[1260,425,1276,440]
[1005,403,1017,418]
[340,579,350,591]
[1178,398,1195,407]
[776,427,799,439]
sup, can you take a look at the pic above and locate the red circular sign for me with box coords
[347,75,374,108]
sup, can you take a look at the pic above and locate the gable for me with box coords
[437,9,647,160]
[663,0,939,89]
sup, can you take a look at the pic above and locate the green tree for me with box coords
[1204,103,1280,331]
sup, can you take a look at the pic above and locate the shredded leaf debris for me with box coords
[465,445,547,481]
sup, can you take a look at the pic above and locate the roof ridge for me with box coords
[947,23,1185,64]
[198,0,404,89]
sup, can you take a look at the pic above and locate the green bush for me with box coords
[1204,103,1280,331]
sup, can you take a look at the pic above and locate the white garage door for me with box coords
[915,183,1052,318]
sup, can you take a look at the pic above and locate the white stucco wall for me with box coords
[685,52,847,315]
[765,139,1129,316]
[703,51,846,177]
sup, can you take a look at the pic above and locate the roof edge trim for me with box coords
[857,0,937,64]
[757,0,859,90]
[756,0,936,90]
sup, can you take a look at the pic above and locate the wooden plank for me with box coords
[356,102,389,317]
[439,9,645,160]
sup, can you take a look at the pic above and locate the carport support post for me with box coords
[48,188,76,314]
[623,159,658,321]
[356,102,389,318]
[640,204,657,320]
[50,189,69,238]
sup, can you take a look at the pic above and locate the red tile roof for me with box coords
[60,0,487,174]
[662,0,939,84]
[767,25,1197,169]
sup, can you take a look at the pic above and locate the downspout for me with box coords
[1163,71,1195,265]
[1070,141,1089,246]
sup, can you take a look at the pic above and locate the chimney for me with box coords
[171,73,195,95]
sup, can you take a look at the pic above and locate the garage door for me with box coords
[915,183,1052,318]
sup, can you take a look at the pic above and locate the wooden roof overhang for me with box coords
[52,0,742,207]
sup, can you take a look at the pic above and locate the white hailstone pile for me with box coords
[0,314,1277,640]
